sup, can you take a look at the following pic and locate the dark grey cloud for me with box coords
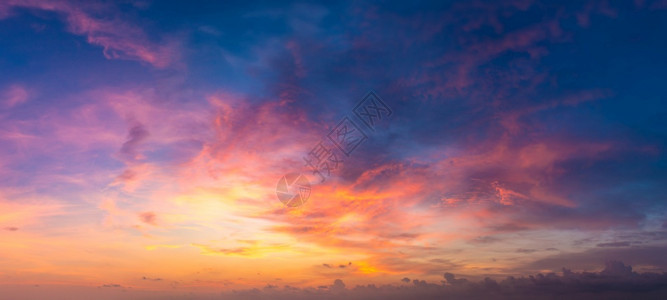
[444,272,469,286]
[119,122,149,162]
[527,247,667,273]
[597,242,631,247]
[217,262,667,300]
[142,276,162,281]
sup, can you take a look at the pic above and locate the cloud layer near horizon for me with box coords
[3,262,667,300]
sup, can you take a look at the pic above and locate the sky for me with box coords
[1,0,667,299]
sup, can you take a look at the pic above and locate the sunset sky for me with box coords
[1,0,667,299]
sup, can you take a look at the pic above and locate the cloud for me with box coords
[528,247,667,273]
[0,2,10,19]
[0,194,65,229]
[331,279,345,291]
[139,212,157,226]
[7,263,659,300]
[444,272,469,286]
[597,242,632,247]
[1,84,30,108]
[193,243,293,258]
[119,122,150,162]
[212,262,667,300]
[141,276,162,281]
[2,0,179,68]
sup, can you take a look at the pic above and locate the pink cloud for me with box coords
[0,188,66,229]
[3,0,179,68]
[2,84,30,108]
[139,211,157,225]
[0,2,11,19]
